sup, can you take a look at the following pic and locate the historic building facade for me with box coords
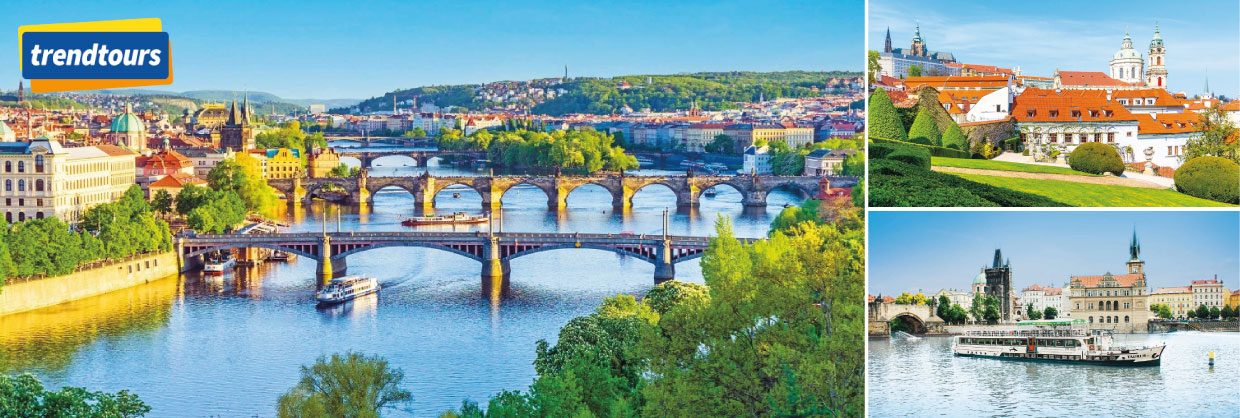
[1065,231,1151,332]
[0,139,136,224]
[982,249,1015,322]
[1190,277,1229,311]
[1150,286,1193,318]
[220,95,255,151]
[877,25,959,79]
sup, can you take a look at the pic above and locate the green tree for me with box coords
[1187,309,1197,320]
[1209,306,1221,320]
[705,134,735,155]
[1196,304,1211,320]
[908,107,942,146]
[941,123,968,151]
[936,294,951,319]
[0,373,150,417]
[893,292,913,305]
[982,296,1000,324]
[151,189,174,215]
[867,50,882,84]
[908,65,922,78]
[1027,303,1042,320]
[1043,306,1058,320]
[1184,104,1240,164]
[969,293,984,323]
[867,89,907,142]
[276,352,412,418]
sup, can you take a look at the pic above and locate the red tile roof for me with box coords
[1013,88,1139,123]
[1137,113,1201,134]
[1070,273,1143,288]
[149,172,206,188]
[94,144,136,157]
[904,75,1009,90]
[1057,71,1141,88]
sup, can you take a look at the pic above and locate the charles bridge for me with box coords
[333,148,486,169]
[270,172,854,209]
[868,300,946,337]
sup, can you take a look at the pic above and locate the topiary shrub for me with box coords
[908,108,941,146]
[1173,156,1240,204]
[868,89,907,142]
[1068,143,1125,175]
[941,123,967,151]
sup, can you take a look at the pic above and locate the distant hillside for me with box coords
[342,71,861,116]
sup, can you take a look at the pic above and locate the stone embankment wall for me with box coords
[1148,321,1239,333]
[0,252,179,317]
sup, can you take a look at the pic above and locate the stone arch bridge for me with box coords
[178,231,750,294]
[334,148,487,169]
[868,301,946,337]
[270,173,848,209]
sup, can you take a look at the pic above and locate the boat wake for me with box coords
[892,331,922,341]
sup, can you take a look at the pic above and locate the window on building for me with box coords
[17,180,24,192]
[3,161,9,172]
[17,161,24,173]
[1107,133,1115,143]
[18,212,24,221]
[35,212,43,219]
[34,155,44,173]
[34,179,43,192]
[4,179,9,192]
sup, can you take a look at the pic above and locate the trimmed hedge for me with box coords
[908,108,942,146]
[1068,143,1125,175]
[1174,156,1240,204]
[870,136,972,159]
[868,89,908,142]
[869,159,1066,207]
[942,123,968,151]
[1002,137,1021,151]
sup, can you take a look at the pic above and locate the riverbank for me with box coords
[0,251,179,317]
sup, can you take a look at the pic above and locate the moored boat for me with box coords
[703,188,717,198]
[269,250,298,261]
[951,319,1164,366]
[401,212,489,226]
[316,276,380,305]
[203,254,236,275]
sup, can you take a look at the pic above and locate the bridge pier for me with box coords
[675,188,700,207]
[415,156,430,167]
[481,236,510,299]
[654,238,676,284]
[742,191,768,207]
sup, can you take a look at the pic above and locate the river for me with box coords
[0,160,801,417]
[867,332,1240,417]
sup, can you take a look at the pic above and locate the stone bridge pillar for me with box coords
[653,238,675,284]
[478,178,502,209]
[550,184,570,209]
[357,154,373,170]
[675,187,699,207]
[742,178,767,207]
[414,155,430,167]
[351,173,370,204]
[288,177,305,203]
[416,176,435,211]
[481,236,511,299]
[316,235,333,287]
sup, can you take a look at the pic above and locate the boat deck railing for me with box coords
[964,328,1090,337]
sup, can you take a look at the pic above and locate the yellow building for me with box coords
[307,147,342,178]
[1228,290,1239,310]
[259,148,302,180]
[1150,286,1193,318]
[1,139,136,223]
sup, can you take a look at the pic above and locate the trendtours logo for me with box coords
[19,18,172,93]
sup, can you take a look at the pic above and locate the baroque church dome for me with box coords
[110,104,146,134]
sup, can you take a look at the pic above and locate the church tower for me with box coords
[1145,25,1167,89]
[220,93,253,151]
[910,24,926,57]
[884,27,893,53]
[984,248,1014,322]
[1110,30,1145,84]
[1126,229,1145,274]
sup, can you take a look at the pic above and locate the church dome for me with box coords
[973,271,986,285]
[1113,34,1142,61]
[110,104,146,134]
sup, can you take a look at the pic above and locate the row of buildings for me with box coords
[929,231,1235,333]
[873,24,1239,173]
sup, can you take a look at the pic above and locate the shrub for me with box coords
[1002,137,1021,151]
[868,158,1067,207]
[870,137,971,159]
[1174,156,1240,204]
[868,90,907,142]
[941,123,967,151]
[908,108,941,146]
[1068,143,1125,175]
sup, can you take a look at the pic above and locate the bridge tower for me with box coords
[653,209,676,283]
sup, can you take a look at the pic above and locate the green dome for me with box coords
[1113,34,1142,61]
[110,105,146,134]
[973,271,986,285]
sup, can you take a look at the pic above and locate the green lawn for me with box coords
[931,157,1099,176]
[952,174,1235,207]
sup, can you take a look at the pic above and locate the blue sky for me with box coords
[870,0,1239,98]
[869,211,1240,296]
[4,0,862,100]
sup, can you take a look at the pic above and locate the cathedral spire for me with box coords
[992,248,1003,269]
[1129,227,1141,262]
[884,27,893,53]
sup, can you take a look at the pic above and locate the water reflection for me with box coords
[0,274,180,374]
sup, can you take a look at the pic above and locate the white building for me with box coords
[742,145,771,175]
[1020,284,1069,318]
[1110,32,1145,85]
[963,86,1018,123]
[1191,278,1229,311]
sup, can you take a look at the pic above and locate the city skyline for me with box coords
[870,0,1240,98]
[869,211,1240,296]
[3,0,862,100]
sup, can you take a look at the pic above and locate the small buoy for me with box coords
[1209,351,1215,366]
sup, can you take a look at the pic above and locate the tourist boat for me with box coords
[269,250,298,261]
[703,188,717,198]
[315,276,380,305]
[203,254,236,275]
[951,319,1164,366]
[401,212,489,226]
[452,192,461,198]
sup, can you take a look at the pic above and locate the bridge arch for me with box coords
[371,154,419,168]
[501,243,658,264]
[563,182,623,207]
[332,242,484,262]
[184,243,319,260]
[498,182,557,206]
[367,183,417,203]
[889,312,928,334]
[628,182,679,207]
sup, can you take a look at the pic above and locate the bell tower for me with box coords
[910,24,926,57]
[1145,24,1167,89]
[1126,229,1144,274]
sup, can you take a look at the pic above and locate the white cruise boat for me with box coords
[951,319,1164,366]
[203,254,236,275]
[315,276,380,305]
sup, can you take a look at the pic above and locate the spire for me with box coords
[884,27,893,53]
[1129,227,1141,261]
[913,22,922,42]
[227,93,239,125]
[992,249,1003,269]
[241,90,250,126]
